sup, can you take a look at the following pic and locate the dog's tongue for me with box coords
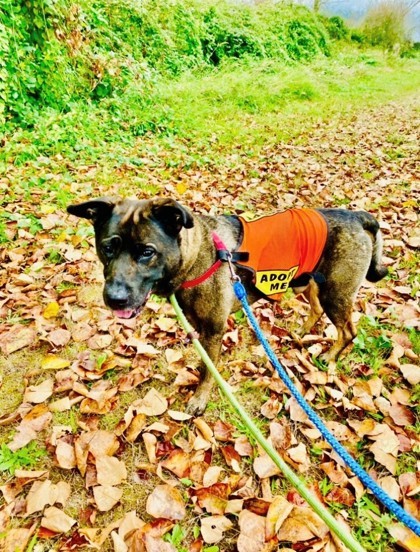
[113,309,136,319]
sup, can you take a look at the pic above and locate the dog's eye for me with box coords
[135,244,156,260]
[101,243,114,257]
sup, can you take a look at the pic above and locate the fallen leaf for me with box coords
[55,440,77,470]
[135,388,168,416]
[96,456,127,486]
[0,525,37,552]
[41,506,77,533]
[388,403,415,427]
[43,302,60,319]
[0,326,37,355]
[253,454,281,478]
[400,364,420,385]
[201,515,233,544]
[23,378,54,404]
[146,485,186,520]
[26,480,71,515]
[387,523,420,552]
[278,506,329,542]
[160,449,190,478]
[265,495,293,541]
[47,328,72,347]
[237,510,266,552]
[41,355,71,370]
[93,485,123,511]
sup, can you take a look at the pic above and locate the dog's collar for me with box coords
[179,233,248,290]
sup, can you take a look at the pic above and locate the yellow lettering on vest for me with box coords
[255,266,299,297]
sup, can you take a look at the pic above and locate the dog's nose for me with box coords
[105,283,130,309]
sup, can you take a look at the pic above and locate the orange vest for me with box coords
[236,209,328,300]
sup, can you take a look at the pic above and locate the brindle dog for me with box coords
[67,197,388,414]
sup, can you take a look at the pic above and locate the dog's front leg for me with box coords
[187,325,225,415]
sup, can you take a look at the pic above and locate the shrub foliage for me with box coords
[0,0,331,127]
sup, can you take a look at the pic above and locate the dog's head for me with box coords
[67,197,194,318]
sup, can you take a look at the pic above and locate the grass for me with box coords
[1,50,419,175]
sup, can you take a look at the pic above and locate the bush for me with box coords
[0,0,331,128]
[362,1,410,51]
[321,15,349,41]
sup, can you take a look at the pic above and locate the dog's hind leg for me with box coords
[297,279,324,336]
[320,299,357,363]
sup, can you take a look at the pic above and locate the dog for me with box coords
[67,197,388,414]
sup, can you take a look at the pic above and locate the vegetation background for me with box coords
[0,1,419,551]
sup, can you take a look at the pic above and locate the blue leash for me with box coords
[233,280,420,537]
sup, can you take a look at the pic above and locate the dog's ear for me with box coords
[151,198,194,236]
[67,198,116,223]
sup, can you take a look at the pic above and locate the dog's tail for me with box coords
[356,212,389,282]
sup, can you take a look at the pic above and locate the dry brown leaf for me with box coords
[167,409,192,421]
[23,378,54,403]
[287,443,310,472]
[0,524,37,552]
[192,483,230,515]
[146,485,186,520]
[41,506,77,533]
[287,397,309,423]
[8,404,52,451]
[325,487,355,507]
[87,332,113,349]
[125,337,159,356]
[253,454,281,478]
[369,425,400,474]
[378,476,401,502]
[135,388,168,416]
[265,495,294,540]
[55,440,77,470]
[388,403,415,426]
[160,449,191,478]
[47,328,72,347]
[194,418,214,441]
[387,523,420,552]
[234,435,253,457]
[93,485,123,511]
[0,326,37,355]
[400,364,420,385]
[203,466,224,487]
[96,456,128,486]
[126,413,147,442]
[118,510,145,543]
[320,461,348,485]
[237,509,266,552]
[213,419,234,442]
[143,433,157,464]
[260,396,281,419]
[26,479,71,515]
[201,515,233,544]
[278,506,329,542]
[75,430,119,475]
[144,534,176,552]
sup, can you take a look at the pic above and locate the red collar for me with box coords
[180,233,227,290]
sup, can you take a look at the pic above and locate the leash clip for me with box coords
[225,250,241,283]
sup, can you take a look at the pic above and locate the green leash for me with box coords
[170,293,366,552]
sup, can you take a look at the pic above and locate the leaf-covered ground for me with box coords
[0,94,419,552]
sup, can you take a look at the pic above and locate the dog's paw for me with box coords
[186,394,208,416]
[319,353,337,379]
